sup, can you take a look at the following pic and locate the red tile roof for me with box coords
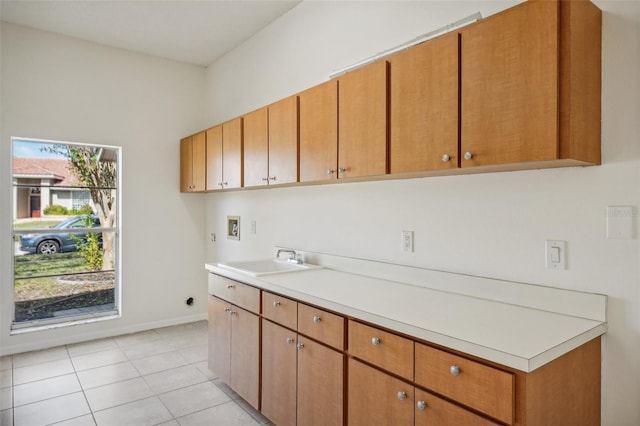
[13,158,79,186]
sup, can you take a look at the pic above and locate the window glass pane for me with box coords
[12,138,120,328]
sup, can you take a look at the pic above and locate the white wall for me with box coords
[0,23,208,354]
[203,1,640,425]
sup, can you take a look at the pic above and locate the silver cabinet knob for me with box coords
[273,300,281,307]
[371,337,381,346]
[327,169,335,175]
[223,307,231,313]
[261,177,269,182]
[463,152,473,160]
[226,284,235,289]
[442,154,450,162]
[312,316,321,323]
[286,337,294,344]
[296,342,304,350]
[268,176,276,181]
[229,310,236,315]
[417,400,427,411]
[397,391,407,401]
[221,182,228,186]
[450,365,460,376]
[338,167,346,174]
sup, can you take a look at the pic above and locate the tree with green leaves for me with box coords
[45,145,116,271]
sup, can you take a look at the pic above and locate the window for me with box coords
[11,138,121,330]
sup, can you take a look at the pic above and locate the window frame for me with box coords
[10,137,122,332]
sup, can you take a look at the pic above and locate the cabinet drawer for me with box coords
[262,291,298,329]
[208,274,260,313]
[348,321,413,380]
[415,388,499,426]
[415,343,514,425]
[298,303,345,350]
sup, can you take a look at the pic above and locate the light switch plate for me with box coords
[607,206,634,239]
[402,230,414,252]
[545,240,567,270]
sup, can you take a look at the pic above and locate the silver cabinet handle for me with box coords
[226,284,235,289]
[450,365,460,376]
[338,167,346,174]
[273,300,281,307]
[261,177,269,182]
[221,182,228,186]
[312,316,321,323]
[442,154,451,162]
[223,307,231,313]
[296,342,304,350]
[268,176,276,181]
[327,169,335,175]
[397,391,407,401]
[371,337,381,346]
[229,310,236,315]
[417,400,427,411]
[286,337,294,344]
[463,152,473,160]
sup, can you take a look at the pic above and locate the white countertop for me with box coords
[205,257,607,372]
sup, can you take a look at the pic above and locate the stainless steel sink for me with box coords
[217,259,322,277]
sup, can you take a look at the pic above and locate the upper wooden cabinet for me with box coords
[268,95,299,185]
[206,118,243,191]
[299,80,338,183]
[183,0,602,189]
[180,131,206,192]
[338,60,388,179]
[244,96,299,187]
[243,107,269,187]
[389,31,459,173]
[460,0,601,168]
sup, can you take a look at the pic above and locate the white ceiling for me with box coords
[0,0,301,66]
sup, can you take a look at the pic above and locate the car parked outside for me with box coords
[19,215,101,254]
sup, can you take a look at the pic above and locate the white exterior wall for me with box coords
[203,1,640,425]
[1,23,208,354]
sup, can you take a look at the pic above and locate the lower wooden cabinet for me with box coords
[348,359,499,426]
[261,319,297,426]
[348,358,414,426]
[207,295,259,409]
[415,388,499,426]
[207,275,601,426]
[262,318,345,426]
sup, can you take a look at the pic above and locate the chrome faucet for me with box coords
[276,249,302,264]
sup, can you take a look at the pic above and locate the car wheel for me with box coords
[37,240,60,255]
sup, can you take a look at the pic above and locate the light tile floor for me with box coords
[0,321,271,426]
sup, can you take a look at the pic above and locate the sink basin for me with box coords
[217,259,322,277]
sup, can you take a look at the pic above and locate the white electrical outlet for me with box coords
[402,231,414,252]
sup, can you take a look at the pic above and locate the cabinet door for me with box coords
[389,32,459,173]
[461,1,559,167]
[180,132,206,192]
[261,320,297,426]
[223,117,243,189]
[191,131,206,191]
[208,296,231,384]
[268,96,299,185]
[338,60,388,178]
[415,388,499,426]
[299,80,338,182]
[230,306,259,409]
[180,136,193,192]
[243,107,269,187]
[348,359,413,426]
[206,125,223,190]
[298,337,344,426]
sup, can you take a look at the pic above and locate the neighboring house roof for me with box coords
[12,158,80,186]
